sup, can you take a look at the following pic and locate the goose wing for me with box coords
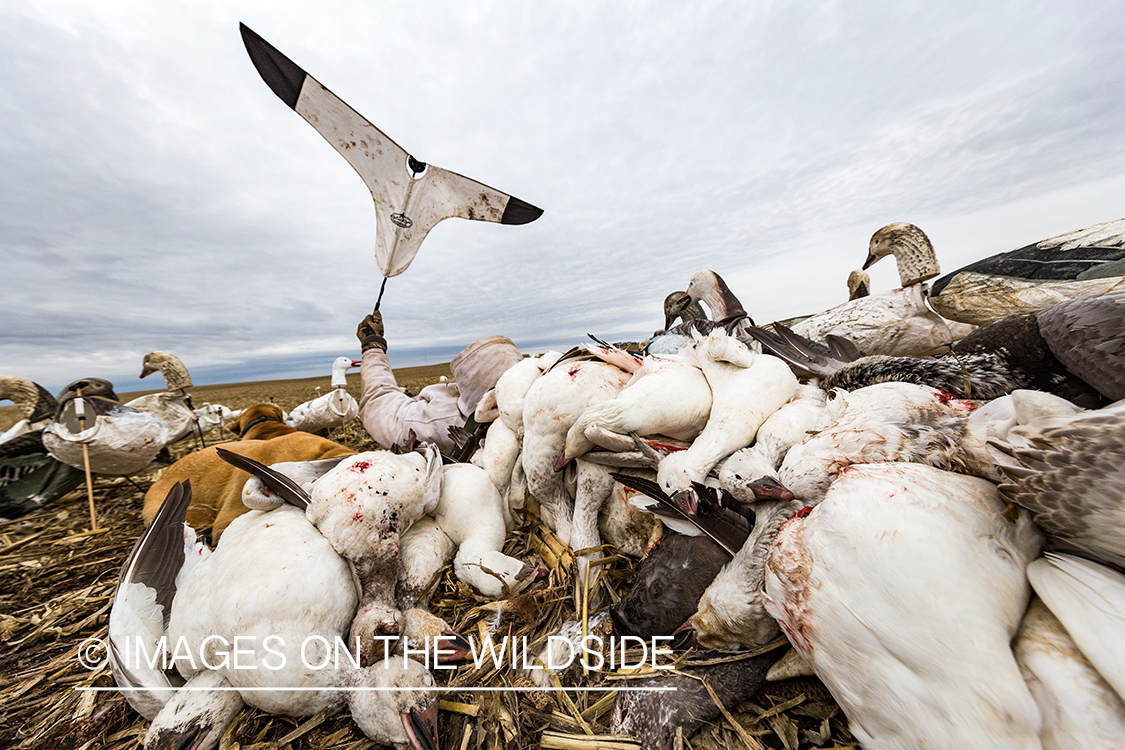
[215,447,312,509]
[1036,289,1125,401]
[109,481,195,719]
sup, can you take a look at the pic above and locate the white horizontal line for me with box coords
[75,686,676,693]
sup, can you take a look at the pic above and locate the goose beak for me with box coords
[670,620,698,650]
[861,251,878,270]
[350,360,362,367]
[147,725,206,750]
[140,364,158,379]
[401,704,439,750]
[672,487,699,514]
[747,476,794,501]
[436,630,473,664]
[554,450,572,472]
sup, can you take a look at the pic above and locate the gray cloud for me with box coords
[3,1,1125,394]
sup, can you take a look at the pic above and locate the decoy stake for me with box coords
[75,387,98,531]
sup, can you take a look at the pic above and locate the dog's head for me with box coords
[226,403,293,440]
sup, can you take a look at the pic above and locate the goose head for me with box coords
[663,290,706,331]
[865,223,941,287]
[57,377,119,404]
[682,270,749,323]
[0,375,57,422]
[140,351,193,391]
[143,671,243,750]
[846,269,871,300]
[331,356,362,388]
[347,658,439,750]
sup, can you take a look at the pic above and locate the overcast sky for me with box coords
[3,1,1125,394]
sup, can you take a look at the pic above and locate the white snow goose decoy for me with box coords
[764,462,1045,749]
[109,481,438,750]
[126,351,200,445]
[929,216,1125,326]
[285,357,361,433]
[787,223,975,358]
[240,24,541,283]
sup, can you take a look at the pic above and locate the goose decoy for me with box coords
[846,268,870,300]
[990,399,1125,567]
[679,269,754,328]
[42,378,171,476]
[109,481,439,750]
[0,375,84,518]
[764,462,1044,749]
[285,357,361,433]
[787,223,975,358]
[748,288,1125,407]
[240,23,542,281]
[1013,597,1125,749]
[126,351,200,444]
[929,217,1125,326]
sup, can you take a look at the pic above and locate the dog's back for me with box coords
[142,402,354,539]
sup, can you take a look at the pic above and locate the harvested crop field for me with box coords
[1,365,857,750]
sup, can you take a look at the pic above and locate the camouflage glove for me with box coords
[357,310,387,352]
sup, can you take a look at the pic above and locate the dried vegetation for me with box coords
[0,366,857,749]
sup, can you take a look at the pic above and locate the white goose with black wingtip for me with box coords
[240,23,542,280]
[108,480,439,750]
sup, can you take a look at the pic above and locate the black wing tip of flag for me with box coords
[501,196,544,225]
[240,23,307,111]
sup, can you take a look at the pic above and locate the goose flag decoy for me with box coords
[240,23,543,279]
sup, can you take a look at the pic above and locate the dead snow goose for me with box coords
[656,329,797,502]
[1027,553,1125,703]
[521,358,632,544]
[764,462,1044,749]
[991,399,1125,567]
[1014,596,1125,750]
[109,481,438,750]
